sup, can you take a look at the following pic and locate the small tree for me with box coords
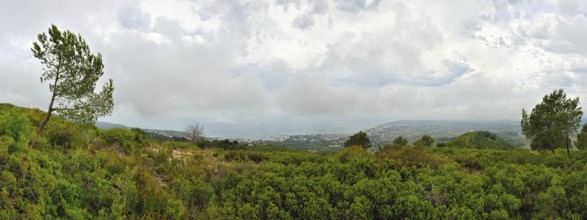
[32,24,114,131]
[185,124,204,145]
[521,89,582,154]
[130,128,146,145]
[392,136,408,146]
[413,135,434,147]
[383,136,409,151]
[576,124,587,150]
[344,131,372,149]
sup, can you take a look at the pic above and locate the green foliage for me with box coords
[101,128,144,154]
[344,131,372,149]
[130,128,147,145]
[44,120,85,149]
[3,105,180,219]
[5,104,587,219]
[32,24,114,131]
[393,136,408,146]
[575,123,587,150]
[0,109,32,142]
[379,146,449,169]
[224,151,269,163]
[199,139,244,150]
[522,89,582,153]
[413,135,434,147]
[245,145,290,152]
[383,136,409,150]
[161,141,195,150]
[446,131,514,149]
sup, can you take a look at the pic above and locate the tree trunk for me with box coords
[38,76,59,132]
[566,130,571,157]
[38,104,54,132]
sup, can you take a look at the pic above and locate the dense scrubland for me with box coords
[2,103,587,219]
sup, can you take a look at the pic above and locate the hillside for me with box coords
[95,121,128,129]
[267,120,527,150]
[96,121,188,141]
[366,120,522,143]
[97,120,528,150]
[445,131,515,149]
[3,104,587,219]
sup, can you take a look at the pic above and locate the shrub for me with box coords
[0,110,32,142]
[378,147,448,169]
[101,128,139,153]
[44,122,85,149]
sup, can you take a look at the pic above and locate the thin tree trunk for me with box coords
[38,74,59,132]
[38,97,55,132]
[549,136,556,154]
[566,129,571,157]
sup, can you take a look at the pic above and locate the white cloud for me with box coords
[1,0,586,138]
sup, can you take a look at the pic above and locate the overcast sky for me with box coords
[1,0,587,138]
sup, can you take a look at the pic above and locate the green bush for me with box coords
[0,110,32,142]
[44,122,85,149]
[101,128,140,154]
[379,146,449,169]
[4,104,587,219]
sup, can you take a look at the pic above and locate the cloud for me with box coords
[293,13,315,29]
[336,0,381,14]
[118,3,152,30]
[1,0,587,138]
[277,73,371,116]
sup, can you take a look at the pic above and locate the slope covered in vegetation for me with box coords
[445,131,515,149]
[1,103,587,219]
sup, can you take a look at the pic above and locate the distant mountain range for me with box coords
[264,120,527,150]
[96,120,534,149]
[95,121,129,129]
[366,120,521,143]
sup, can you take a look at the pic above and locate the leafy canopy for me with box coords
[5,104,587,219]
[521,89,582,153]
[446,131,514,149]
[344,131,372,149]
[392,136,408,146]
[413,135,434,147]
[382,136,409,151]
[32,24,114,131]
[576,124,587,150]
